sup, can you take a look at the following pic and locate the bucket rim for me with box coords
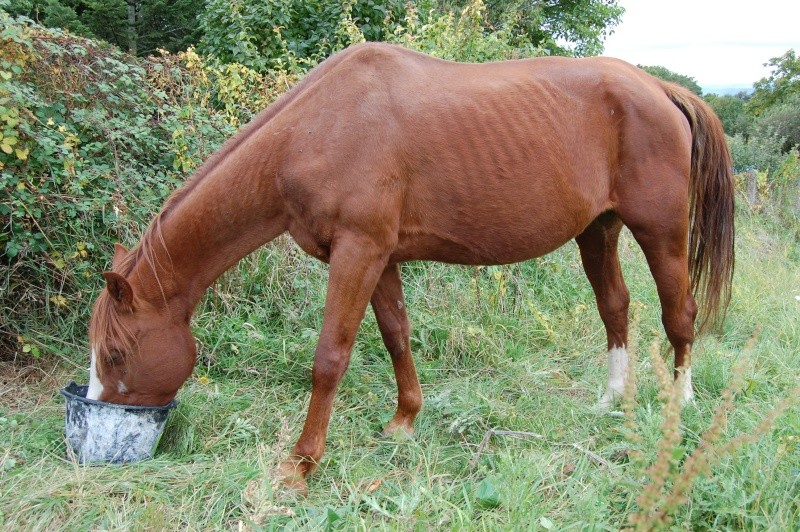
[60,381,177,412]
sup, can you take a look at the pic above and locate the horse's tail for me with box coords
[661,82,735,333]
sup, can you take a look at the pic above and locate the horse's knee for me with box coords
[311,351,350,391]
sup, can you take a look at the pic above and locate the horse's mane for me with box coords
[89,292,134,376]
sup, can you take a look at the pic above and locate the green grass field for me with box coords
[1,204,798,530]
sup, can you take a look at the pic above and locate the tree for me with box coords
[704,93,752,137]
[198,0,408,71]
[5,0,205,55]
[748,49,799,116]
[198,0,624,72]
[5,0,95,35]
[753,93,800,152]
[436,0,624,57]
[639,65,702,96]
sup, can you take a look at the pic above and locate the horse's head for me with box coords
[87,245,196,406]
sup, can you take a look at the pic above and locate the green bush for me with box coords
[704,93,752,137]
[198,0,407,71]
[435,0,623,57]
[0,0,547,358]
[0,14,286,355]
[196,0,613,72]
[6,0,206,55]
[753,93,800,153]
[728,133,788,175]
[390,0,540,62]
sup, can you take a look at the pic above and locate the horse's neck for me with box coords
[132,134,287,313]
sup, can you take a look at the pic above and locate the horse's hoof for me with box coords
[596,398,613,412]
[277,461,309,497]
[596,385,625,413]
[380,420,415,440]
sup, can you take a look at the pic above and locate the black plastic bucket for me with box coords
[60,381,176,464]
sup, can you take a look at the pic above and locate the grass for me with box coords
[1,202,799,529]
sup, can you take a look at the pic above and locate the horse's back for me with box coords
[272,44,693,265]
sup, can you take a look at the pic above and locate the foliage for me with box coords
[5,0,625,70]
[437,0,624,57]
[390,0,540,62]
[639,64,703,96]
[198,0,404,71]
[0,14,287,352]
[198,0,623,72]
[704,93,752,137]
[752,93,800,153]
[728,133,791,175]
[1,5,800,529]
[6,0,206,55]
[5,0,93,35]
[748,49,800,116]
[714,50,800,215]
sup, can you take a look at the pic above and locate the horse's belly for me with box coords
[392,207,593,266]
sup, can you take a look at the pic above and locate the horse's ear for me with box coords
[103,271,134,308]
[112,243,129,270]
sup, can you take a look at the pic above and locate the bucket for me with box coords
[60,381,177,464]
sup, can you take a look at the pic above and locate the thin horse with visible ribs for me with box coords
[86,43,734,494]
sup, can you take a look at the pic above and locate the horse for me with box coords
[86,42,734,494]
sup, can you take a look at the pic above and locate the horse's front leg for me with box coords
[278,233,389,495]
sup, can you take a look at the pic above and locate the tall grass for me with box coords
[2,197,798,529]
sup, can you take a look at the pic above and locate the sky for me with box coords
[601,0,799,93]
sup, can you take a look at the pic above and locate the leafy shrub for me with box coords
[729,133,800,224]
[390,0,540,62]
[198,0,406,71]
[0,14,290,357]
[752,93,800,153]
[435,0,623,57]
[704,93,752,137]
[197,0,594,72]
[6,0,206,56]
[728,132,794,176]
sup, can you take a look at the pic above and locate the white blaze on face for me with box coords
[87,347,104,400]
[599,345,628,410]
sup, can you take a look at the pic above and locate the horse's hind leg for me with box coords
[622,202,698,403]
[370,263,422,436]
[575,212,630,409]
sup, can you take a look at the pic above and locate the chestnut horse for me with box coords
[87,43,734,492]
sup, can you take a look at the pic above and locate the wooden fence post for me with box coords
[745,168,758,208]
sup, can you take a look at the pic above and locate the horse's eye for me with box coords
[109,350,124,365]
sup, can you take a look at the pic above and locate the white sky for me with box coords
[602,0,799,92]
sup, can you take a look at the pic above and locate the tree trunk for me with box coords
[127,0,137,56]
